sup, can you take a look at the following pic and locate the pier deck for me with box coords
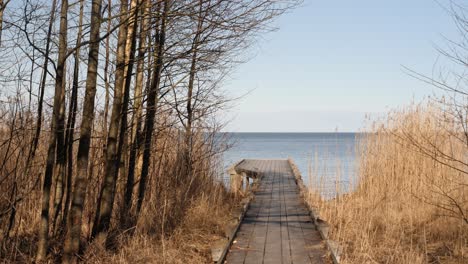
[225,159,327,264]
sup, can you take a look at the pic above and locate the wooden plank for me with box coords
[284,164,311,264]
[280,161,292,264]
[263,161,283,263]
[243,161,273,264]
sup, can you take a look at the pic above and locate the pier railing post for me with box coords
[228,168,242,195]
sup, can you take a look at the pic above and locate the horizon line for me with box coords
[219,131,360,133]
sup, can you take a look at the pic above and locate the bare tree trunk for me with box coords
[36,0,68,261]
[0,0,3,46]
[63,0,103,262]
[92,0,129,238]
[0,0,9,46]
[133,15,154,202]
[51,0,71,237]
[103,0,112,147]
[136,0,169,216]
[60,0,84,233]
[183,0,204,178]
[28,0,57,180]
[117,0,139,215]
[123,0,147,225]
[3,104,19,238]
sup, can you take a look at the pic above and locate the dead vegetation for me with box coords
[0,113,240,263]
[307,3,468,262]
[307,102,468,263]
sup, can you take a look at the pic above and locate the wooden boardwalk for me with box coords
[225,159,327,264]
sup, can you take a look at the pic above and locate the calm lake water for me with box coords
[220,133,359,197]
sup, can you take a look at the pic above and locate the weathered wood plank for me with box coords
[243,161,272,264]
[263,161,283,263]
[280,163,292,264]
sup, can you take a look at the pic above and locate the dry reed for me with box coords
[307,101,468,263]
[0,104,239,263]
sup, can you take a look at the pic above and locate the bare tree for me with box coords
[36,0,68,260]
[136,0,170,216]
[63,0,103,261]
[60,0,85,232]
[124,0,150,225]
[0,0,10,46]
[92,0,130,239]
[403,1,468,224]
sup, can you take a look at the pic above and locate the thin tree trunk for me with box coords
[36,0,68,261]
[136,0,169,216]
[133,16,154,201]
[123,0,147,225]
[51,0,70,237]
[27,0,57,184]
[0,0,9,46]
[0,0,3,46]
[117,0,139,226]
[3,104,18,239]
[92,0,129,238]
[63,0,103,262]
[60,0,84,232]
[103,0,112,147]
[184,0,204,178]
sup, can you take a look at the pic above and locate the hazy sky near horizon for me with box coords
[222,0,461,132]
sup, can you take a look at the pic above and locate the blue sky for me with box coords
[223,0,461,132]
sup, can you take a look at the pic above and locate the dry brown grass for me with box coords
[84,187,236,264]
[0,105,240,263]
[307,101,468,263]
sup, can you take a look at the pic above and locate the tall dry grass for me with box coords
[307,101,468,263]
[0,98,239,262]
[84,183,234,264]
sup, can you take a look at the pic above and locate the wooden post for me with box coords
[241,172,246,192]
[229,168,242,194]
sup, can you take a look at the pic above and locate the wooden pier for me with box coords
[224,159,328,264]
